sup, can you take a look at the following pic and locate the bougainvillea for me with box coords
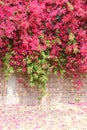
[0,0,87,95]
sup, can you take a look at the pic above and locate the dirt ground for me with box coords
[0,102,87,130]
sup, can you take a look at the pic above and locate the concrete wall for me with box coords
[0,73,87,105]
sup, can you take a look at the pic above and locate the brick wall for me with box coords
[0,70,6,103]
[14,74,87,105]
[46,75,87,105]
[0,73,87,105]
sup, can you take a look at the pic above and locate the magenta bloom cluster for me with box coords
[0,0,87,91]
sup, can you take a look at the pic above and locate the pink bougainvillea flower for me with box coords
[0,0,87,91]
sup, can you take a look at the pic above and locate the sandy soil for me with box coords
[0,103,87,130]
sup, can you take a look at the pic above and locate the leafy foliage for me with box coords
[0,0,87,95]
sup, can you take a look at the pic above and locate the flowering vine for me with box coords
[0,0,87,95]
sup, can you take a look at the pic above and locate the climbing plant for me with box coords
[0,0,87,95]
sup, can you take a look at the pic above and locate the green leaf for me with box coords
[39,34,44,39]
[18,68,22,72]
[27,66,33,74]
[9,67,14,73]
[25,57,32,64]
[29,82,35,87]
[54,69,58,76]
[60,69,66,76]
